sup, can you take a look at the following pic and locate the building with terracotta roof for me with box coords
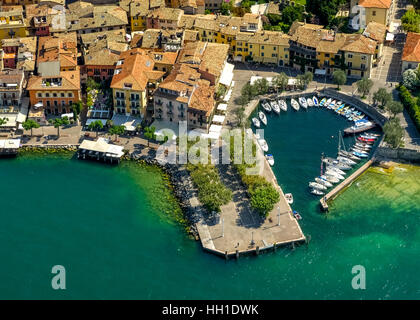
[169,0,205,15]
[402,32,420,73]
[236,30,290,65]
[153,40,230,131]
[363,21,386,62]
[288,22,378,78]
[50,2,128,37]
[203,0,223,10]
[351,0,392,28]
[24,2,63,37]
[110,48,176,117]
[127,0,166,32]
[80,29,128,83]
[1,37,37,72]
[27,33,81,115]
[0,69,24,114]
[146,7,184,30]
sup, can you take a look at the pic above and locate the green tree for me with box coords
[373,88,392,109]
[296,72,313,90]
[356,78,374,98]
[49,117,70,137]
[22,119,40,137]
[402,9,420,33]
[71,101,83,119]
[254,78,269,95]
[234,106,248,127]
[88,120,104,137]
[332,70,346,90]
[108,125,125,141]
[385,101,404,118]
[250,184,280,217]
[383,118,404,148]
[220,0,233,15]
[144,126,156,146]
[273,72,288,92]
[307,0,347,26]
[241,82,258,99]
[281,6,304,26]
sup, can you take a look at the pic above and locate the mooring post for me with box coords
[225,251,228,260]
[256,246,259,255]
[236,250,239,259]
[273,242,277,252]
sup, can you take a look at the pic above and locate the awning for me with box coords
[212,115,225,124]
[315,69,327,76]
[223,89,232,102]
[386,32,394,41]
[219,63,234,87]
[217,103,227,111]
[209,124,222,133]
[61,112,74,119]
[86,119,107,126]
[34,102,43,107]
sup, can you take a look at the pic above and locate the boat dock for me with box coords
[320,159,374,211]
[195,136,306,259]
[0,138,20,156]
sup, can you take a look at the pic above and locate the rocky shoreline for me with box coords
[128,149,202,239]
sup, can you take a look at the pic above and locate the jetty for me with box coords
[320,159,374,211]
[195,134,306,259]
[78,137,124,163]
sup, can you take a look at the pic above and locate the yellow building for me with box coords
[363,21,386,65]
[246,31,290,66]
[129,1,149,32]
[0,7,28,45]
[358,0,392,27]
[341,34,377,78]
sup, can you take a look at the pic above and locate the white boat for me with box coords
[291,98,300,111]
[278,99,287,112]
[258,139,268,152]
[326,166,345,176]
[258,111,267,125]
[285,193,293,204]
[298,97,308,109]
[339,150,360,161]
[265,154,274,166]
[324,98,332,108]
[252,117,260,128]
[261,101,272,113]
[307,98,314,107]
[337,156,356,166]
[311,189,325,196]
[325,170,345,180]
[270,101,280,114]
[321,174,339,184]
[309,182,327,191]
[312,96,319,106]
[315,177,333,188]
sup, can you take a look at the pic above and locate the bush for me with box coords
[398,85,420,133]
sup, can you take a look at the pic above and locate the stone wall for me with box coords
[376,146,420,163]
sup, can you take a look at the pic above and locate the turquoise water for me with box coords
[0,106,419,299]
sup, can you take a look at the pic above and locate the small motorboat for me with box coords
[265,154,274,166]
[313,96,319,106]
[339,150,360,161]
[285,193,293,204]
[278,99,287,112]
[355,142,372,149]
[292,210,302,220]
[309,182,327,191]
[353,151,369,158]
[324,98,332,108]
[319,97,327,106]
[315,177,333,188]
[291,98,300,111]
[361,133,378,140]
[326,166,346,176]
[310,189,325,196]
[258,139,268,152]
[258,111,267,125]
[252,117,260,128]
[307,97,314,107]
[261,101,272,113]
[271,101,280,114]
[357,137,374,144]
[298,97,308,109]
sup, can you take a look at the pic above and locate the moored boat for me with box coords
[266,154,274,166]
[291,98,300,111]
[271,101,280,114]
[258,111,267,125]
[252,117,260,128]
[258,138,268,152]
[278,99,287,111]
[307,97,314,107]
[309,182,327,190]
[299,97,308,109]
[261,101,272,113]
[312,96,319,106]
[310,189,325,196]
[293,210,302,220]
[285,193,293,204]
[315,177,333,188]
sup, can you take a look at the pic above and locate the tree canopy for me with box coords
[373,88,392,109]
[384,118,404,148]
[332,70,346,90]
[22,119,40,136]
[356,78,374,98]
[402,9,420,33]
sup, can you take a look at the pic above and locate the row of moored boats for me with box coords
[308,131,380,196]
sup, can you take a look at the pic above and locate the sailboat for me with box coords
[252,117,260,128]
[271,101,280,114]
[299,97,308,109]
[278,99,287,111]
[258,111,267,125]
[261,100,272,113]
[307,97,314,107]
[291,98,300,111]
[313,96,319,106]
